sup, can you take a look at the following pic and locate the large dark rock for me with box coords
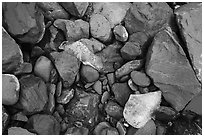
[175,3,202,82]
[3,2,45,44]
[65,87,100,128]
[124,2,173,36]
[17,75,48,115]
[27,114,60,135]
[50,51,80,88]
[145,29,201,111]
[2,27,23,73]
[111,82,131,106]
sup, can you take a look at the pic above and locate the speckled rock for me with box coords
[105,101,123,119]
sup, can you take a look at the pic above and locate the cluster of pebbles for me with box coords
[2,2,202,135]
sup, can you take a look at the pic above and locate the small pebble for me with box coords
[113,24,128,42]
[119,75,130,82]
[131,71,151,87]
[107,73,115,86]
[50,68,58,84]
[57,88,74,104]
[56,104,65,116]
[116,121,126,135]
[56,81,62,97]
[84,82,95,89]
[93,80,102,95]
[101,91,110,104]
[102,78,108,86]
[81,65,99,83]
[128,79,139,93]
[14,62,32,75]
[12,112,28,122]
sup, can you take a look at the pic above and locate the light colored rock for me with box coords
[2,74,20,105]
[8,127,35,135]
[90,14,112,42]
[113,24,128,42]
[93,2,131,28]
[123,91,161,128]
[93,80,102,94]
[175,3,202,82]
[59,40,103,71]
[34,56,53,82]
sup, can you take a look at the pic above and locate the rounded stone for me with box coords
[90,14,112,42]
[113,24,128,42]
[34,56,53,82]
[81,65,99,83]
[131,71,150,87]
[93,80,102,95]
[2,74,20,105]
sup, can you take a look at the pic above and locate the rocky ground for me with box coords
[2,2,202,135]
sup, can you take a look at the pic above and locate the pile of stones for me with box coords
[2,2,202,135]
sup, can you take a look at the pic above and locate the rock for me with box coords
[130,71,150,87]
[8,127,35,135]
[12,112,28,122]
[27,114,60,135]
[31,46,44,58]
[65,87,100,128]
[145,29,201,111]
[94,122,119,135]
[46,84,56,114]
[56,104,65,116]
[92,2,131,28]
[59,40,103,71]
[2,74,20,105]
[138,87,149,94]
[116,121,126,135]
[115,60,143,79]
[54,19,89,42]
[56,81,62,97]
[120,42,142,60]
[80,65,99,83]
[49,68,58,84]
[101,91,110,104]
[3,2,45,44]
[59,2,89,17]
[127,120,156,135]
[65,126,89,135]
[57,88,74,104]
[112,82,131,106]
[79,38,106,53]
[18,75,48,115]
[36,2,69,20]
[2,106,9,132]
[105,101,123,119]
[53,111,62,123]
[113,24,128,42]
[123,91,161,128]
[93,80,102,95]
[124,2,173,36]
[128,79,139,93]
[97,43,124,73]
[155,106,177,122]
[2,27,23,73]
[50,51,80,88]
[90,14,112,42]
[156,125,166,135]
[184,92,202,115]
[14,62,33,75]
[175,3,202,82]
[129,32,148,46]
[34,56,53,82]
[107,73,115,86]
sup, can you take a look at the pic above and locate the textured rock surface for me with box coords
[94,122,119,135]
[2,28,23,73]
[3,2,45,43]
[18,75,48,115]
[34,56,53,82]
[51,51,80,88]
[90,14,112,42]
[8,127,35,135]
[59,2,88,17]
[80,65,99,83]
[105,101,123,119]
[27,114,60,135]
[131,71,150,87]
[124,2,173,36]
[145,29,201,111]
[54,19,89,42]
[60,40,103,71]
[2,74,20,105]
[123,91,161,128]
[65,87,100,128]
[37,2,69,20]
[175,3,202,82]
[57,88,74,104]
[113,24,128,42]
[112,82,131,106]
[2,106,9,133]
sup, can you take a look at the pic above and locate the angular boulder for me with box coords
[175,3,202,82]
[145,29,201,111]
[123,91,161,128]
[2,27,23,73]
